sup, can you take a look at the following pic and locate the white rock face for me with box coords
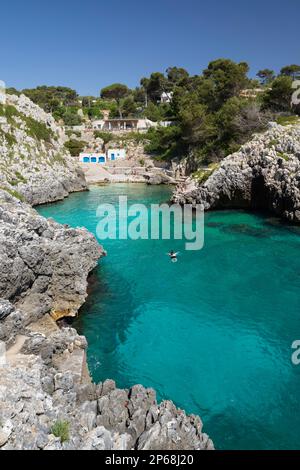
[0,341,6,366]
[0,94,87,205]
[173,123,300,222]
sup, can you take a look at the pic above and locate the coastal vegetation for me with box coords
[50,420,70,443]
[0,102,54,143]
[9,60,300,167]
[64,139,86,156]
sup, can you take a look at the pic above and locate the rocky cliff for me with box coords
[0,97,213,450]
[0,94,87,205]
[173,122,300,223]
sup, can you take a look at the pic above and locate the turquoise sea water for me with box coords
[37,184,300,450]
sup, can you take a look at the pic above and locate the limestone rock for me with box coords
[0,420,13,447]
[0,300,14,320]
[0,94,87,206]
[173,122,300,223]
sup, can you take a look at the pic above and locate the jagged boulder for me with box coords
[0,190,104,328]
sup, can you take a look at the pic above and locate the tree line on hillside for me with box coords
[7,61,300,164]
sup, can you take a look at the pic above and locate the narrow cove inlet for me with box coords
[37,183,300,450]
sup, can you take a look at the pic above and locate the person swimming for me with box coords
[168,250,179,262]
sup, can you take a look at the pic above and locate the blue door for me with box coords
[111,153,115,161]
[99,157,105,163]
[91,157,97,163]
[83,156,90,163]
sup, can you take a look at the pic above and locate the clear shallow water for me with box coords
[37,184,300,450]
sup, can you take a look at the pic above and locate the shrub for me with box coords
[15,171,27,183]
[275,115,300,126]
[192,162,220,183]
[0,130,17,147]
[268,139,279,148]
[0,104,21,123]
[66,129,81,138]
[2,187,25,201]
[94,131,113,144]
[50,420,70,443]
[24,116,53,142]
[121,132,147,144]
[145,125,185,160]
[277,151,289,161]
[64,139,85,156]
[62,110,82,126]
[52,153,67,165]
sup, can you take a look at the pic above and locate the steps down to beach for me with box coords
[79,163,113,183]
[78,162,178,184]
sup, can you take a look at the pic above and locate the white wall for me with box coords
[107,149,126,160]
[79,153,107,163]
[92,120,105,129]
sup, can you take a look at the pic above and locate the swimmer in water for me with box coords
[168,250,179,262]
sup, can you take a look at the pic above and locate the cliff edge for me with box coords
[173,122,300,223]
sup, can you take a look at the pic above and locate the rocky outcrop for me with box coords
[145,170,176,185]
[0,189,104,338]
[0,94,87,205]
[173,122,300,222]
[0,325,213,450]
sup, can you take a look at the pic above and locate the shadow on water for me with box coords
[221,224,270,238]
[73,262,139,383]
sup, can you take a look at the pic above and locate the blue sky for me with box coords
[1,0,299,95]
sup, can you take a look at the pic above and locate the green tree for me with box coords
[144,102,165,122]
[262,76,293,112]
[203,59,250,109]
[62,109,82,126]
[100,83,130,118]
[6,87,20,96]
[133,86,147,105]
[119,95,137,117]
[146,59,266,165]
[22,86,78,112]
[81,96,96,107]
[140,73,167,103]
[280,64,300,79]
[257,69,275,85]
[166,67,189,86]
[85,107,103,119]
[145,125,185,160]
[64,139,85,156]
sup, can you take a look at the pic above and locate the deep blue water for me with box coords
[37,184,300,450]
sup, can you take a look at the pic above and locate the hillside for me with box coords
[0,94,86,205]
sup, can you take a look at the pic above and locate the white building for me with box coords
[92,120,105,130]
[159,121,173,127]
[92,118,156,132]
[107,149,126,161]
[79,153,107,164]
[79,149,126,164]
[160,92,173,104]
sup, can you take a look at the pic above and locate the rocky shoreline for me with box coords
[173,122,300,223]
[0,95,214,450]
